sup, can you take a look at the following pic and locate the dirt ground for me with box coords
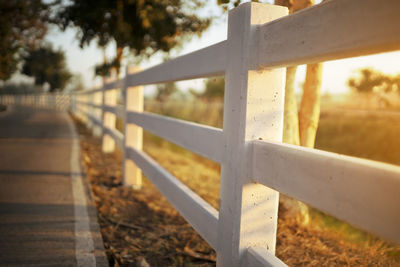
[73,116,399,267]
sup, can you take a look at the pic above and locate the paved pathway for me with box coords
[0,106,108,266]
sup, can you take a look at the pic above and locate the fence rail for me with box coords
[1,1,400,266]
[126,111,224,162]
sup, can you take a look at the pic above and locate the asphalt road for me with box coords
[0,106,108,266]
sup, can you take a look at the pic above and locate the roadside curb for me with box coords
[66,112,109,267]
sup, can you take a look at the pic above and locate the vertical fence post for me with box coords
[82,94,89,124]
[73,93,82,120]
[87,93,94,130]
[217,3,288,266]
[93,91,103,137]
[122,66,143,189]
[70,93,75,114]
[102,77,117,153]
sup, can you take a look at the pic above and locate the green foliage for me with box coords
[0,0,51,80]
[0,82,37,95]
[95,58,120,77]
[348,68,400,94]
[154,82,178,102]
[57,0,211,75]
[217,0,272,11]
[22,46,72,92]
[191,77,225,100]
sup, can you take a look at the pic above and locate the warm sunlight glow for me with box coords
[295,51,400,95]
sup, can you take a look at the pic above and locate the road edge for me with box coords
[65,112,109,267]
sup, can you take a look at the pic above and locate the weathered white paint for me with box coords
[217,3,287,267]
[256,0,400,69]
[246,247,287,267]
[125,41,227,87]
[123,66,143,189]
[125,146,219,248]
[126,110,224,163]
[102,88,118,153]
[251,140,400,243]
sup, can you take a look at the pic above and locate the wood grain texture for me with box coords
[125,147,219,248]
[251,140,400,242]
[126,111,224,163]
[256,0,400,69]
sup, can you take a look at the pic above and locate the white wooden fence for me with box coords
[0,93,70,110]
[2,1,400,266]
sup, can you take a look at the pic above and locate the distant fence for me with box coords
[1,1,400,266]
[0,93,70,111]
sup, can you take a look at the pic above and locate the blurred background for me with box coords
[1,0,399,266]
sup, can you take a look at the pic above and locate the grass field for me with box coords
[142,100,400,256]
[82,98,400,266]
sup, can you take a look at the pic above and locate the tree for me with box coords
[0,0,51,80]
[347,68,400,94]
[219,0,323,224]
[191,77,225,101]
[22,46,72,92]
[218,0,323,148]
[155,82,178,102]
[57,0,211,77]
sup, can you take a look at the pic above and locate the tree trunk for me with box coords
[283,66,300,145]
[115,46,124,78]
[274,0,317,225]
[299,63,323,147]
[102,47,107,85]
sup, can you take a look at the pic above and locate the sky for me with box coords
[43,0,400,96]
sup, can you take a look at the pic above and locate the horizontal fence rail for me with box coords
[255,0,400,69]
[251,140,400,242]
[125,41,227,87]
[2,1,400,266]
[126,111,224,163]
[246,247,287,267]
[103,126,123,149]
[103,105,124,118]
[126,147,219,248]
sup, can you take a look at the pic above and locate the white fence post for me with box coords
[102,77,118,153]
[123,66,143,189]
[87,93,94,130]
[217,3,288,266]
[93,91,103,137]
[82,94,89,124]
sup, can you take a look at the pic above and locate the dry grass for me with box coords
[316,109,400,166]
[72,102,400,266]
